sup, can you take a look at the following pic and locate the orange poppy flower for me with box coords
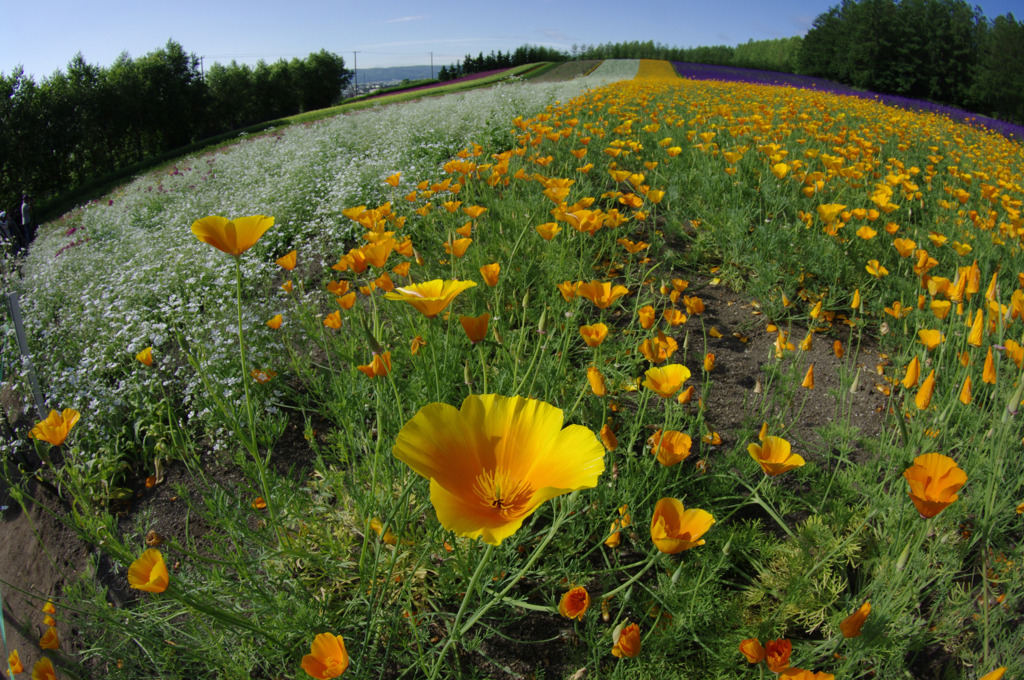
[801,364,814,389]
[918,329,944,350]
[617,238,649,253]
[765,638,792,673]
[385,279,477,318]
[587,367,607,396]
[866,260,888,278]
[29,409,81,447]
[748,436,805,476]
[648,430,693,466]
[361,239,395,268]
[128,548,169,593]
[959,375,972,404]
[557,281,579,302]
[301,633,349,679]
[663,309,687,326]
[357,352,392,378]
[536,222,562,240]
[739,638,765,663]
[580,323,609,347]
[611,622,641,658]
[266,315,283,330]
[559,586,590,621]
[479,263,500,287]
[840,601,871,638]
[443,237,473,258]
[136,346,154,366]
[903,453,967,518]
[410,335,427,356]
[369,517,399,545]
[374,272,395,292]
[323,311,342,329]
[31,658,57,680]
[915,369,936,409]
[638,305,657,330]
[650,497,714,554]
[639,331,678,364]
[459,314,490,344]
[681,295,705,315]
[703,353,716,372]
[600,423,618,451]
[336,293,357,311]
[191,215,274,257]
[642,364,691,399]
[39,626,59,650]
[275,250,297,270]
[8,649,24,675]
[982,346,996,384]
[900,354,921,387]
[576,280,629,309]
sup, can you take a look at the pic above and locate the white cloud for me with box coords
[386,15,428,23]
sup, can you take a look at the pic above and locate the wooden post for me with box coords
[6,292,46,420]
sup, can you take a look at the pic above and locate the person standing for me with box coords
[21,194,35,245]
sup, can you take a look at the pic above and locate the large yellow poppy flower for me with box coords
[393,394,605,545]
[384,279,477,318]
[191,215,274,257]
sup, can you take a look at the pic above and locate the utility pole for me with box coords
[352,51,359,95]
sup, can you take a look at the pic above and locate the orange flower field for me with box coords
[4,57,1023,679]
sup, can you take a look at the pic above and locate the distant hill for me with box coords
[356,65,435,84]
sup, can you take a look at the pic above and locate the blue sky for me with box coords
[3,0,1021,80]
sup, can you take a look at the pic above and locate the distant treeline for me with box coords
[438,45,568,81]
[7,7,1023,228]
[800,0,1024,127]
[1,41,349,221]
[570,38,802,74]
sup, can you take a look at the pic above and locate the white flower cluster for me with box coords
[5,64,639,450]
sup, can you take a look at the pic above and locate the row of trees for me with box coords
[439,38,801,83]
[800,0,1024,125]
[1,41,349,220]
[570,38,801,74]
[438,45,567,81]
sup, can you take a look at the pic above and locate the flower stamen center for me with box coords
[473,469,534,519]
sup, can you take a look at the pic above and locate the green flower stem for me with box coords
[429,543,496,680]
[430,496,579,679]
[233,259,258,450]
[462,496,573,635]
[233,258,282,546]
[601,551,662,601]
[476,342,489,394]
[739,474,796,539]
